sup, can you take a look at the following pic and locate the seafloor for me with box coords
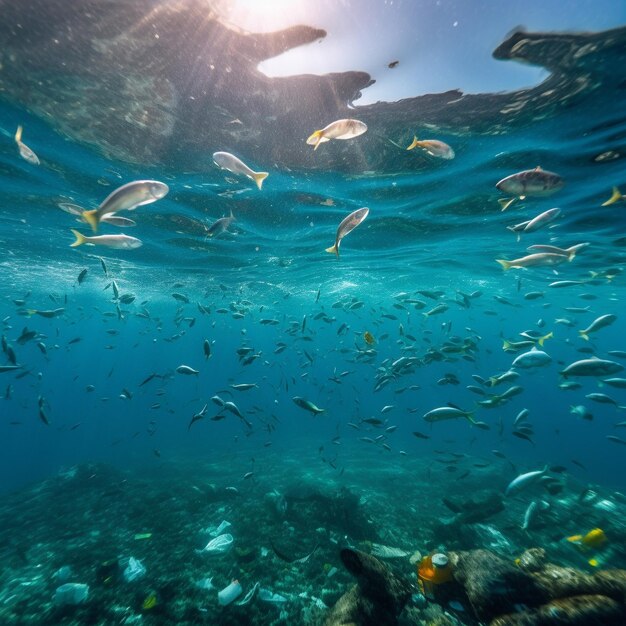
[0,445,624,625]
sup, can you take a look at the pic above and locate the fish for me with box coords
[511,348,552,369]
[496,166,564,210]
[14,125,40,165]
[203,339,211,360]
[206,210,236,237]
[412,431,430,439]
[601,186,625,206]
[176,365,199,375]
[81,180,169,232]
[25,308,65,318]
[496,252,571,270]
[570,405,593,421]
[560,358,624,378]
[406,137,454,159]
[70,230,143,249]
[363,331,375,345]
[306,118,367,150]
[566,528,607,549]
[213,151,268,190]
[521,500,549,531]
[602,378,626,389]
[230,383,259,391]
[507,207,561,240]
[77,269,88,284]
[578,314,617,340]
[505,466,548,496]
[423,303,449,317]
[0,365,22,374]
[326,207,369,257]
[292,396,325,415]
[423,406,475,423]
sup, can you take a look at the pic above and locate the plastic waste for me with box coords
[208,520,231,537]
[195,577,214,590]
[53,583,89,606]
[197,533,233,554]
[54,565,73,584]
[123,557,147,582]
[258,588,288,603]
[236,581,259,606]
[217,579,242,606]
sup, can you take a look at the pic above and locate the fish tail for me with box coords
[465,412,477,425]
[502,339,512,351]
[406,136,420,151]
[496,259,511,271]
[24,309,36,317]
[307,130,323,150]
[488,376,498,387]
[253,172,269,191]
[15,125,23,142]
[82,209,100,233]
[538,332,553,347]
[498,197,516,211]
[601,186,623,206]
[70,229,87,247]
[325,244,339,257]
[578,330,589,341]
[567,534,583,544]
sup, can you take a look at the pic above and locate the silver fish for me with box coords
[326,207,369,257]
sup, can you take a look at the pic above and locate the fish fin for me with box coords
[307,130,323,149]
[70,229,87,247]
[406,136,420,151]
[578,330,589,341]
[15,125,23,143]
[24,309,36,317]
[601,186,623,206]
[496,259,511,271]
[538,332,553,347]
[253,172,269,190]
[82,209,100,233]
[498,197,516,211]
[229,208,235,220]
[325,244,339,257]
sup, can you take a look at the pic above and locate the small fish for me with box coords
[325,207,369,257]
[15,125,40,165]
[507,207,561,240]
[423,406,475,423]
[496,252,571,270]
[406,136,454,159]
[213,151,268,190]
[567,528,607,548]
[206,210,236,237]
[292,396,325,415]
[579,314,617,340]
[512,348,552,369]
[496,166,564,210]
[176,365,199,376]
[387,60,399,68]
[230,383,259,391]
[363,331,375,345]
[77,269,88,285]
[81,180,169,232]
[25,308,64,318]
[412,431,430,439]
[306,118,367,150]
[505,466,548,496]
[70,230,142,249]
[203,339,211,360]
[561,358,624,378]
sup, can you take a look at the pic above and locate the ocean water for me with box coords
[1,2,626,625]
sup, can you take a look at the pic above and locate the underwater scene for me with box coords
[2,1,626,624]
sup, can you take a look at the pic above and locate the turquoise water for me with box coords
[1,4,626,624]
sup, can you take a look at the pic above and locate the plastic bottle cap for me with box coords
[432,553,449,568]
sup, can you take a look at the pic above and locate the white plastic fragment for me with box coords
[210,520,232,537]
[197,533,234,554]
[217,580,242,606]
[258,588,288,603]
[235,581,259,606]
[53,583,89,606]
[123,557,146,582]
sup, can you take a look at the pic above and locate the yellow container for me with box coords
[417,553,453,600]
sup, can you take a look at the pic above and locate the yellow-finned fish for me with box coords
[567,528,607,549]
[82,180,169,232]
[326,207,369,257]
[213,151,268,190]
[496,252,572,271]
[15,125,40,165]
[406,136,454,159]
[70,230,143,249]
[307,119,367,150]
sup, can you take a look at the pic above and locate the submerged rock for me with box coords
[323,549,412,626]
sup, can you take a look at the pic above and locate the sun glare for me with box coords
[224,0,312,33]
